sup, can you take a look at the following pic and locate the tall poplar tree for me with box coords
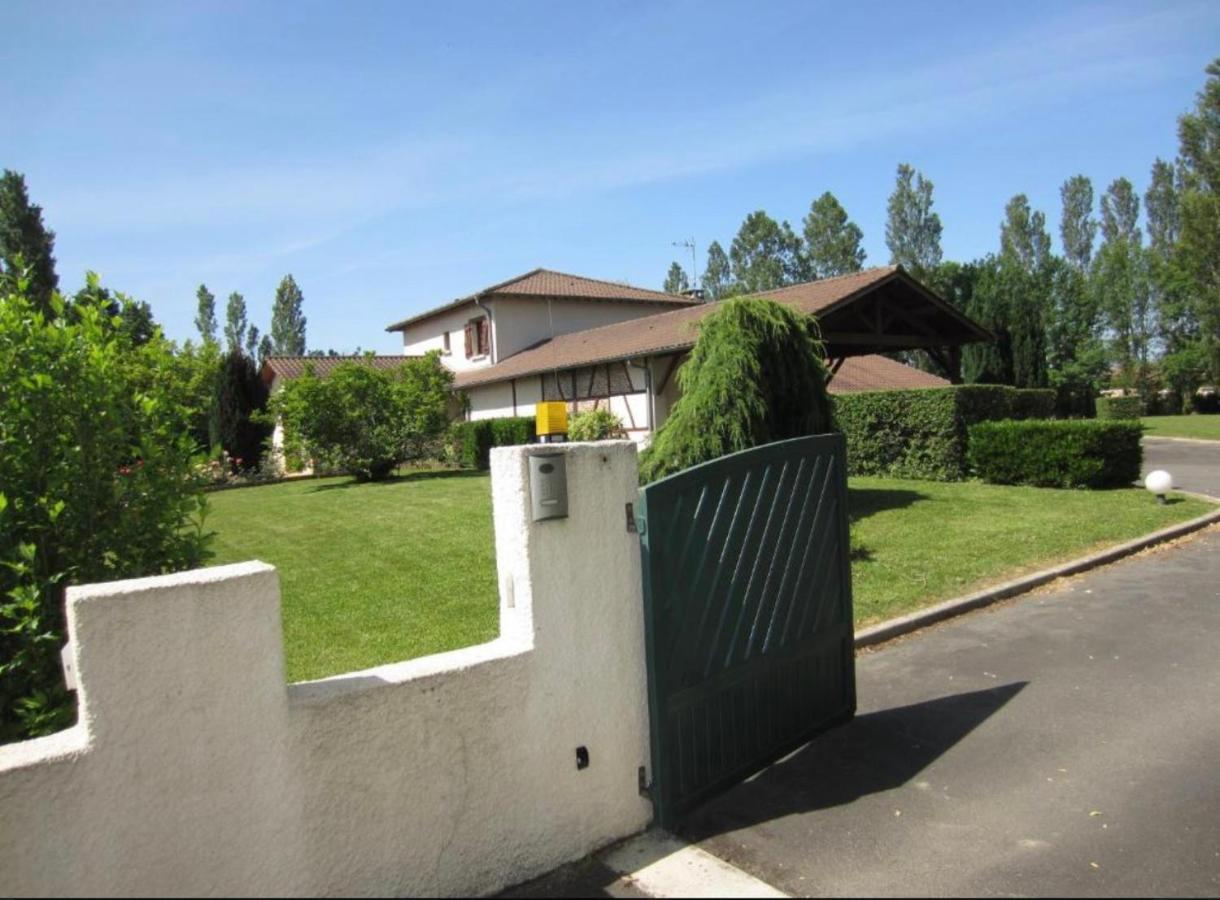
[1176,58,1220,385]
[195,284,217,344]
[270,274,307,355]
[701,241,734,300]
[998,195,1051,388]
[225,291,248,354]
[885,163,943,280]
[1059,175,1097,271]
[801,192,866,278]
[0,170,59,316]
[663,262,690,294]
[1094,177,1151,386]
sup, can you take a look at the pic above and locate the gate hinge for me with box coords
[638,765,652,798]
[626,502,638,534]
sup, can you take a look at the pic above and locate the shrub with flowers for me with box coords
[0,280,211,743]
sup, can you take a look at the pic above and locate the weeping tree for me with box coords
[640,298,830,482]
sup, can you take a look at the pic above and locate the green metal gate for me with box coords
[637,434,856,828]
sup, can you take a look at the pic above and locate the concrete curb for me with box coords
[1142,435,1220,446]
[854,501,1220,650]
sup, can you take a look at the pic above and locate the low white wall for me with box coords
[0,442,652,897]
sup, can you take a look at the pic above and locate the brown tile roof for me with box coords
[829,354,949,394]
[452,267,900,389]
[385,267,698,332]
[261,355,417,384]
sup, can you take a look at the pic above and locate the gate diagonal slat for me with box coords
[707,463,780,673]
[668,474,745,677]
[638,435,856,829]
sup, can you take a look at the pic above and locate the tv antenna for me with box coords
[672,238,698,288]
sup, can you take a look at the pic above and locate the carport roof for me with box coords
[453,266,988,389]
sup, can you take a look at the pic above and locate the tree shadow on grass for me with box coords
[848,486,927,523]
[680,681,1027,840]
[305,468,487,492]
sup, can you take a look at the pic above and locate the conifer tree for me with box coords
[0,170,59,316]
[801,192,866,278]
[729,210,803,293]
[270,274,307,355]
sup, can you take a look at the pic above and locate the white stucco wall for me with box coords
[399,303,492,373]
[490,297,678,361]
[0,443,652,897]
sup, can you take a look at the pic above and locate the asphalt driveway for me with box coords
[1142,437,1220,497]
[681,525,1220,897]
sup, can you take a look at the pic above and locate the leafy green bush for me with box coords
[1095,395,1143,419]
[568,408,626,441]
[271,353,453,481]
[640,298,830,482]
[449,416,536,469]
[967,420,1143,488]
[832,384,1057,481]
[0,284,211,742]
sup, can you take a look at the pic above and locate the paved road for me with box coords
[681,525,1220,897]
[1143,437,1220,498]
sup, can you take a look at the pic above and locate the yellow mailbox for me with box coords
[535,401,568,441]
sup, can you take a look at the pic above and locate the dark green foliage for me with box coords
[663,262,690,294]
[118,298,157,346]
[701,240,735,301]
[729,210,804,292]
[1145,392,1184,416]
[967,420,1142,489]
[640,298,830,482]
[1192,391,1220,414]
[801,191,866,278]
[1095,395,1143,420]
[1054,383,1097,419]
[832,385,1055,481]
[195,284,217,344]
[0,284,210,742]
[271,274,307,355]
[449,416,536,469]
[0,171,58,316]
[224,291,248,354]
[210,350,271,471]
[272,354,453,481]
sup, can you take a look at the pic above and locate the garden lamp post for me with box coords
[1144,469,1173,505]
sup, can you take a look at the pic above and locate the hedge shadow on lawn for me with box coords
[847,486,927,523]
[304,468,487,492]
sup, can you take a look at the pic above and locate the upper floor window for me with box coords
[442,331,451,354]
[464,316,490,359]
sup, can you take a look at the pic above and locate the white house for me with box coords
[384,266,988,442]
[261,265,989,449]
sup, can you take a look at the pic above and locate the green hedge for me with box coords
[832,385,1058,481]
[1095,395,1143,419]
[967,420,1143,488]
[449,416,536,469]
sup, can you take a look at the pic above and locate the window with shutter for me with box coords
[465,317,490,359]
[464,322,474,358]
[478,318,490,357]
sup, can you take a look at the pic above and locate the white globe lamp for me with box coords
[1144,470,1173,505]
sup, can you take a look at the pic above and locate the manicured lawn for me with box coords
[1140,414,1220,441]
[206,471,499,682]
[848,477,1212,626]
[207,471,1213,682]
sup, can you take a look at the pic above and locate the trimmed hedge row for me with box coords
[832,385,1057,481]
[967,420,1143,489]
[1095,395,1143,420]
[449,416,536,469]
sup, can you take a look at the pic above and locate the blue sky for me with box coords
[4,1,1218,353]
